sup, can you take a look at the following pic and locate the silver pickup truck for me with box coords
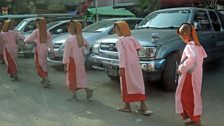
[90,7,224,91]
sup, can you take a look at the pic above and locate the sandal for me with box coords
[136,109,153,116]
[86,89,94,99]
[117,107,131,113]
[188,121,202,126]
[43,84,51,88]
[184,121,193,126]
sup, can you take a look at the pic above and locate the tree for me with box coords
[202,0,218,9]
[135,0,160,17]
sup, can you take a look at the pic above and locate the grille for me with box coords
[53,43,62,49]
[99,43,117,52]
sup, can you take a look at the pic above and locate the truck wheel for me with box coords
[162,53,180,92]
[24,53,33,58]
[85,53,94,70]
[107,74,119,81]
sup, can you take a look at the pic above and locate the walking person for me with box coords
[63,20,93,100]
[0,20,25,80]
[0,22,4,63]
[24,18,54,88]
[176,23,207,126]
[114,21,152,116]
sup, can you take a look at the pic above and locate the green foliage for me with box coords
[135,0,160,17]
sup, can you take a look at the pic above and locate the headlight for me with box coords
[92,43,100,54]
[138,47,157,58]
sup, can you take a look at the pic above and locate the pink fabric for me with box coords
[181,73,201,122]
[121,68,146,102]
[0,33,3,60]
[67,57,77,91]
[4,48,17,75]
[116,36,145,95]
[63,35,88,89]
[176,41,207,116]
[1,30,25,66]
[24,29,53,72]
[35,49,48,78]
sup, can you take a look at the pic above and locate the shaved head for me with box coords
[177,23,192,36]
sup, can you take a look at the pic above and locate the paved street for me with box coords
[0,56,223,126]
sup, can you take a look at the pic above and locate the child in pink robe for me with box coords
[0,22,3,63]
[24,18,54,88]
[176,23,207,126]
[114,21,152,116]
[63,20,93,100]
[0,20,25,80]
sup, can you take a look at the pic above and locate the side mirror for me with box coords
[56,29,63,33]
[193,22,200,30]
[135,24,139,29]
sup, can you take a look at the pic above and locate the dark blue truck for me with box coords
[90,7,224,91]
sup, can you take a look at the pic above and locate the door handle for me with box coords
[211,35,215,39]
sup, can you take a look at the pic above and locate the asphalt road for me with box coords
[0,57,223,126]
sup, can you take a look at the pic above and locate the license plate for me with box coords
[106,66,118,76]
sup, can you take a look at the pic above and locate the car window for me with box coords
[137,10,190,29]
[24,21,36,32]
[47,21,60,29]
[209,11,221,31]
[15,20,29,31]
[83,20,115,33]
[50,22,68,34]
[126,20,141,29]
[194,11,211,31]
[218,12,224,27]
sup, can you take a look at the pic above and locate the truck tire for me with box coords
[162,52,180,92]
[24,53,33,58]
[85,53,94,70]
[107,74,119,81]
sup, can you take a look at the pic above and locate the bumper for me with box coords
[47,57,63,64]
[18,41,35,54]
[90,54,165,81]
[47,48,63,64]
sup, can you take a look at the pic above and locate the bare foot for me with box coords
[117,107,131,113]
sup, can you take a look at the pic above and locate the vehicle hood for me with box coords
[96,29,179,47]
[83,32,107,45]
[52,33,70,44]
[52,32,107,46]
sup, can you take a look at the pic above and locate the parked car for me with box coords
[47,17,142,68]
[90,7,224,91]
[17,19,91,58]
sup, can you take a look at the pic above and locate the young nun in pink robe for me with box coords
[1,20,25,80]
[24,18,54,88]
[114,21,152,116]
[63,20,93,100]
[0,22,3,62]
[176,23,207,126]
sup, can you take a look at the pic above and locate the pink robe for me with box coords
[0,33,3,60]
[63,35,88,90]
[24,29,53,72]
[1,30,25,73]
[116,36,145,95]
[176,41,207,116]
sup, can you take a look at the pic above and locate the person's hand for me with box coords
[24,43,28,48]
[64,65,67,72]
[176,69,182,75]
[119,68,125,76]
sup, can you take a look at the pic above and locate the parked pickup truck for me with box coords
[90,7,224,91]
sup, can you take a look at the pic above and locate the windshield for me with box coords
[15,20,29,31]
[137,9,190,29]
[83,20,115,33]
